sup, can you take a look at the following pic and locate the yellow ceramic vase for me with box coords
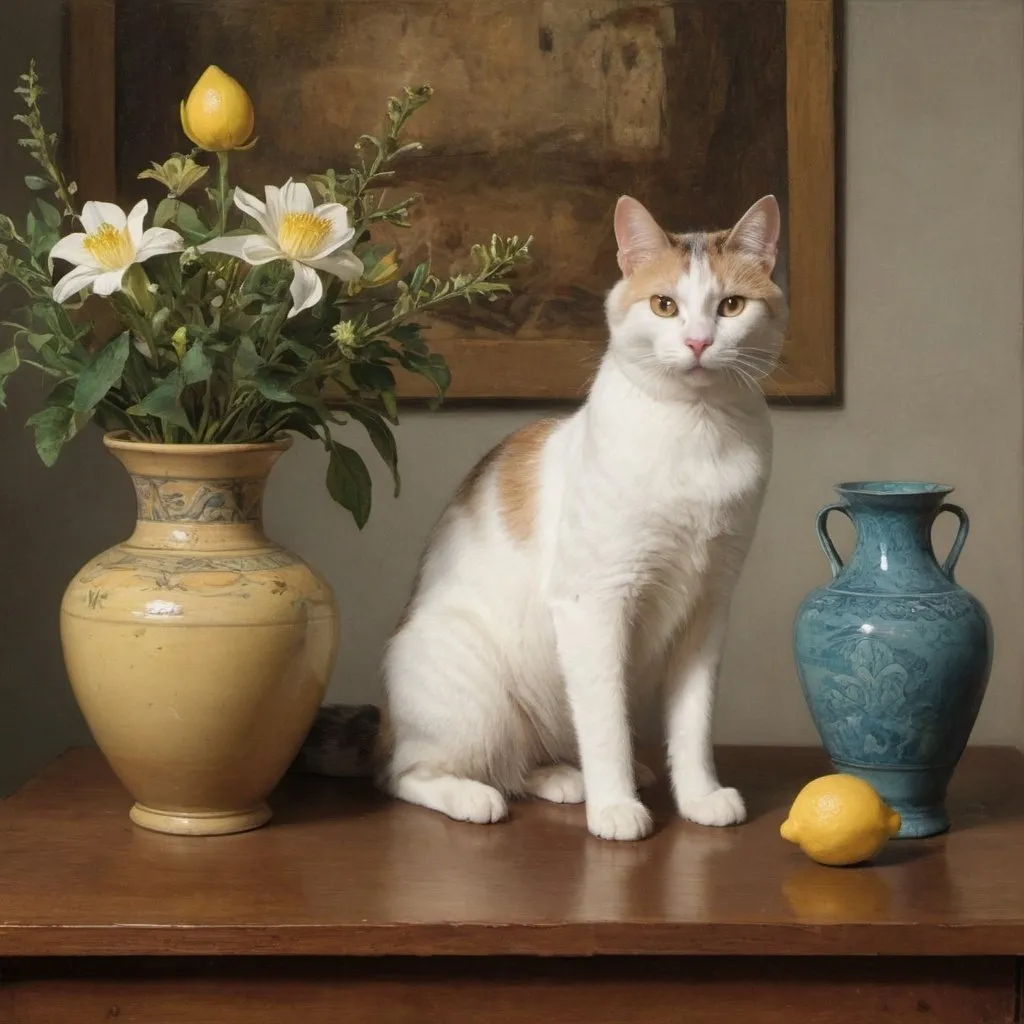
[60,432,338,836]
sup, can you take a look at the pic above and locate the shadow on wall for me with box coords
[0,0,132,794]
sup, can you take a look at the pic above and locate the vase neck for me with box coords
[105,439,289,554]
[127,473,270,552]
[841,499,949,592]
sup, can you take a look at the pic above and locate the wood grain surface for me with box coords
[2,746,1024,958]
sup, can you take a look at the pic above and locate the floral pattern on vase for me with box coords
[793,482,992,838]
[132,475,265,523]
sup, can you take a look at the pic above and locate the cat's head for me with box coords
[605,195,788,396]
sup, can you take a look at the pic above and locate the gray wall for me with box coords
[0,1,133,795]
[2,0,1023,793]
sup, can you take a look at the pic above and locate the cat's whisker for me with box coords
[727,366,763,396]
[723,358,771,382]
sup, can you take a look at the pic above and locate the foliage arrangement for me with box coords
[0,64,531,526]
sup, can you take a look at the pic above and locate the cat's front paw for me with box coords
[525,764,585,804]
[444,779,509,824]
[677,787,746,827]
[587,799,654,841]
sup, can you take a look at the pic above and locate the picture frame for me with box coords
[63,0,840,404]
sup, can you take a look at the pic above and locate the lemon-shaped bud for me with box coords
[180,66,255,152]
[781,774,901,866]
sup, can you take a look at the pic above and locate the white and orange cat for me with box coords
[380,194,786,841]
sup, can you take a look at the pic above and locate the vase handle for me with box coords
[935,502,969,580]
[815,503,850,579]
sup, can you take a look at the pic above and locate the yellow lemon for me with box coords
[780,774,901,866]
[180,66,255,152]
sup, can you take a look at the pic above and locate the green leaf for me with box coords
[252,367,298,403]
[326,441,372,529]
[0,346,21,407]
[36,199,61,229]
[26,405,73,466]
[151,307,171,336]
[278,404,324,441]
[127,379,192,430]
[0,346,20,377]
[45,377,77,406]
[352,362,396,393]
[346,404,400,497]
[272,337,316,361]
[294,393,338,426]
[389,322,428,354]
[240,263,273,296]
[26,332,53,352]
[173,202,207,239]
[399,351,450,398]
[381,388,399,423]
[184,267,208,304]
[154,198,207,239]
[72,331,129,412]
[428,353,452,392]
[409,262,428,295]
[389,322,423,345]
[24,175,48,191]
[153,197,177,228]
[233,335,262,378]
[180,342,213,385]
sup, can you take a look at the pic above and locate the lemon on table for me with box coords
[780,774,901,866]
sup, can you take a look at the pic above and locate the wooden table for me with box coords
[2,747,1023,1022]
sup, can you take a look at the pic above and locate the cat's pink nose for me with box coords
[686,337,712,358]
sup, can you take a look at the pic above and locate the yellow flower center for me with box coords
[277,212,331,260]
[82,223,135,270]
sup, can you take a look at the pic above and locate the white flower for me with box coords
[199,180,362,317]
[50,200,184,304]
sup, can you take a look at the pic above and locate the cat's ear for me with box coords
[726,195,780,271]
[614,196,671,276]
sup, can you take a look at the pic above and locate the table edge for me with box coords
[2,921,1024,958]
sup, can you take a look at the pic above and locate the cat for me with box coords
[379,194,787,841]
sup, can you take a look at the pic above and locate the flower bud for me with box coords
[180,66,255,152]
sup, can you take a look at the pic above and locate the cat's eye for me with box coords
[718,296,746,317]
[650,295,678,318]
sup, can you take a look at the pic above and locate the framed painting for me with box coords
[63,0,840,403]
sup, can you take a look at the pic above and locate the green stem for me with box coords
[361,277,508,347]
[212,390,257,442]
[20,358,63,377]
[263,296,291,353]
[256,410,291,443]
[217,151,230,236]
[197,373,215,441]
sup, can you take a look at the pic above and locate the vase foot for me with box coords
[889,806,950,839]
[129,802,272,836]
[831,760,951,839]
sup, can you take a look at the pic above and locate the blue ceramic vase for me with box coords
[793,482,992,838]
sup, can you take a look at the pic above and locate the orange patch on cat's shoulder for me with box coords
[496,418,559,542]
[451,441,504,512]
[617,248,689,311]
